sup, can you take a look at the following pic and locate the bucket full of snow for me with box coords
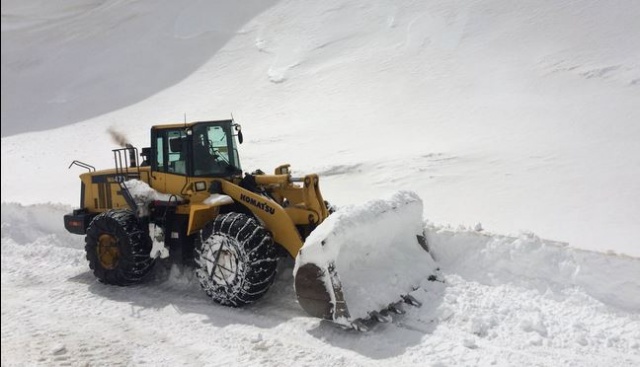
[293,191,437,326]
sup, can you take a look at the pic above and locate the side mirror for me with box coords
[234,124,243,144]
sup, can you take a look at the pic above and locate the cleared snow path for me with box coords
[2,203,639,366]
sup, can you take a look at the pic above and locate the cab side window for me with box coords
[167,130,187,175]
[153,129,187,175]
[208,126,230,162]
[155,136,165,171]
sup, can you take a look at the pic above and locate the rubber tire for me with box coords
[85,209,155,285]
[194,212,278,307]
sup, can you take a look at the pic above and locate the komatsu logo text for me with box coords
[240,194,275,215]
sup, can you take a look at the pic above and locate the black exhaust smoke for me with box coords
[107,126,130,147]
[107,127,137,168]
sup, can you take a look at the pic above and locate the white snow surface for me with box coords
[2,0,639,257]
[2,203,639,366]
[126,179,180,203]
[2,0,640,366]
[126,179,182,217]
[203,194,234,206]
[295,190,437,322]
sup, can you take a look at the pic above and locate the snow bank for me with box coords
[428,227,640,312]
[1,202,86,287]
[1,202,79,247]
[3,202,638,366]
[294,191,437,322]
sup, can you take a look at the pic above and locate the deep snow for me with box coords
[2,203,639,366]
[2,0,640,366]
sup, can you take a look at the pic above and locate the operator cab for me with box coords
[150,120,243,177]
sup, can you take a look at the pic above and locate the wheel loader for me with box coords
[63,119,437,329]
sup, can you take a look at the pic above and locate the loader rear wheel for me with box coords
[194,212,278,307]
[85,209,155,285]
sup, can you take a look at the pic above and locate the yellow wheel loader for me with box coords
[64,119,436,329]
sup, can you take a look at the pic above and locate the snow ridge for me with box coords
[428,227,640,312]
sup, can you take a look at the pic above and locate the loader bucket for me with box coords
[293,191,437,327]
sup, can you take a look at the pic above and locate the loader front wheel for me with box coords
[195,212,278,307]
[85,209,155,285]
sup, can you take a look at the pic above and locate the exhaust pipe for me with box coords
[125,144,137,168]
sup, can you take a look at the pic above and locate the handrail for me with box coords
[112,147,141,215]
[68,160,96,172]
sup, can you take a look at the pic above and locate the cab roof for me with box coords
[151,119,234,130]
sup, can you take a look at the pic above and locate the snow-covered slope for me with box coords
[2,0,640,365]
[0,0,277,136]
[2,0,639,256]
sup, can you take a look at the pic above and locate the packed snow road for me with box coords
[2,202,639,366]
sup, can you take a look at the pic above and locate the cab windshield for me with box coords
[192,123,241,176]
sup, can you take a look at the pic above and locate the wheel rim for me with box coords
[97,233,120,269]
[201,235,240,286]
